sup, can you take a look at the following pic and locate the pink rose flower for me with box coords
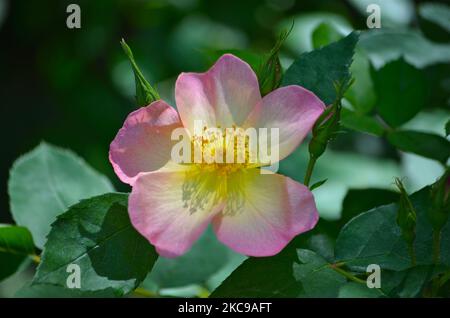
[110,54,325,257]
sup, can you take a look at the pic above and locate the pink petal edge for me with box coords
[212,172,319,257]
[109,100,182,185]
[175,54,262,134]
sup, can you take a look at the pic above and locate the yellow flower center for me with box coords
[190,125,257,176]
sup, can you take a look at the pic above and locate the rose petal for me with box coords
[175,54,261,134]
[245,85,325,162]
[213,170,319,257]
[109,100,182,185]
[129,167,225,257]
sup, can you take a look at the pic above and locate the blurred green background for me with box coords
[0,0,449,297]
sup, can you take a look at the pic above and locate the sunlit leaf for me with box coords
[281,13,352,54]
[341,108,385,136]
[419,2,450,33]
[311,22,342,49]
[344,50,376,114]
[387,130,450,164]
[359,29,450,69]
[8,142,114,249]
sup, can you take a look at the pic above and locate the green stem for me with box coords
[330,265,366,285]
[432,230,441,265]
[304,156,317,187]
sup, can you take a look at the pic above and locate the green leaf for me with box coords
[310,179,327,191]
[210,243,302,297]
[394,265,439,298]
[32,193,158,296]
[145,227,232,289]
[0,254,25,284]
[206,252,247,292]
[281,12,352,54]
[282,32,359,105]
[340,188,399,225]
[344,50,376,114]
[210,240,349,298]
[336,204,411,271]
[372,58,427,127]
[335,187,450,271]
[292,249,346,297]
[382,265,448,298]
[0,225,35,282]
[8,142,114,249]
[338,282,384,298]
[121,39,160,106]
[305,233,335,262]
[419,2,450,33]
[387,130,450,164]
[446,120,450,136]
[340,108,385,136]
[0,224,35,257]
[311,22,342,49]
[15,283,118,298]
[359,29,450,69]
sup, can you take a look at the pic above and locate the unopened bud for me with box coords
[395,178,417,245]
[307,79,353,160]
[258,27,292,96]
[308,104,340,159]
[428,170,450,231]
[121,39,160,106]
